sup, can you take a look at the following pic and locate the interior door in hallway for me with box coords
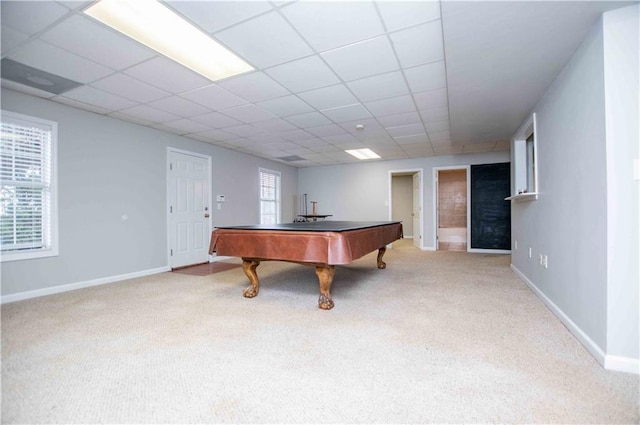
[168,150,211,269]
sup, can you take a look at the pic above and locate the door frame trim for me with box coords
[166,147,212,268]
[433,165,470,251]
[388,168,424,250]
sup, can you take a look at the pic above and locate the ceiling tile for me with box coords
[425,120,450,133]
[8,40,113,83]
[162,119,212,134]
[419,107,449,123]
[1,1,69,35]
[404,61,447,93]
[215,11,313,68]
[386,123,426,138]
[191,112,242,129]
[148,96,210,117]
[60,86,137,111]
[376,111,421,128]
[251,118,299,133]
[1,26,29,55]
[428,130,451,142]
[281,1,384,52]
[323,133,360,146]
[91,73,169,103]
[278,129,315,142]
[389,20,444,68]
[192,129,239,142]
[217,71,290,102]
[221,104,277,123]
[298,84,359,110]
[265,55,340,93]
[321,104,372,123]
[223,124,267,138]
[41,15,156,70]
[346,71,409,103]
[284,112,332,128]
[339,118,389,138]
[321,36,399,82]
[434,146,463,155]
[414,87,448,110]
[166,1,273,33]
[305,124,347,138]
[181,85,248,110]
[394,133,430,145]
[116,104,181,123]
[124,56,212,94]
[377,1,441,32]
[257,95,314,117]
[364,94,416,117]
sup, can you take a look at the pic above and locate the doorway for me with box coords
[389,169,423,250]
[167,148,212,269]
[435,167,469,251]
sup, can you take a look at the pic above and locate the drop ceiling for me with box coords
[0,1,634,167]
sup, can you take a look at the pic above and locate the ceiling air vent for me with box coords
[1,59,83,95]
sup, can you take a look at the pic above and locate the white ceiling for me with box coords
[0,0,634,167]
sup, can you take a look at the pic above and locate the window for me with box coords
[259,168,280,224]
[1,111,58,261]
[508,112,538,201]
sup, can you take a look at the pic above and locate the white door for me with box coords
[412,172,421,249]
[168,150,210,268]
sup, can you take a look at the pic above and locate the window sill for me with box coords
[505,192,538,201]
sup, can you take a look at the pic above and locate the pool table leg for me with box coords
[377,247,387,269]
[315,265,335,310]
[242,259,261,298]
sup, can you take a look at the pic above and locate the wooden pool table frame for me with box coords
[209,221,403,310]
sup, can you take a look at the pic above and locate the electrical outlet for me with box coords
[543,255,548,268]
[529,247,532,258]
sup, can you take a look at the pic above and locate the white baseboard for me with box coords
[605,355,640,375]
[1,266,170,305]
[511,264,639,375]
[469,248,511,254]
[210,255,234,262]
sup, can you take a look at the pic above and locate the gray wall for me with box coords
[511,6,639,364]
[1,88,298,297]
[298,151,510,249]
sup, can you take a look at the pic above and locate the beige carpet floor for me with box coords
[2,243,639,423]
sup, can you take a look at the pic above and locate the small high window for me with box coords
[508,113,538,201]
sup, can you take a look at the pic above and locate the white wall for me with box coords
[511,6,639,372]
[298,151,509,249]
[1,88,298,298]
[603,5,639,367]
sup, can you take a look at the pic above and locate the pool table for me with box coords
[208,221,403,309]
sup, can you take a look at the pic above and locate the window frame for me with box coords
[507,112,539,201]
[259,168,281,225]
[1,110,58,262]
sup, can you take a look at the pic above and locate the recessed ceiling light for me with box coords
[345,148,381,160]
[84,0,254,82]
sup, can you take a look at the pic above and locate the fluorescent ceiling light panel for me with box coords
[84,0,253,82]
[345,148,381,160]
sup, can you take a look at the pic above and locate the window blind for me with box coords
[0,117,53,253]
[259,168,280,224]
